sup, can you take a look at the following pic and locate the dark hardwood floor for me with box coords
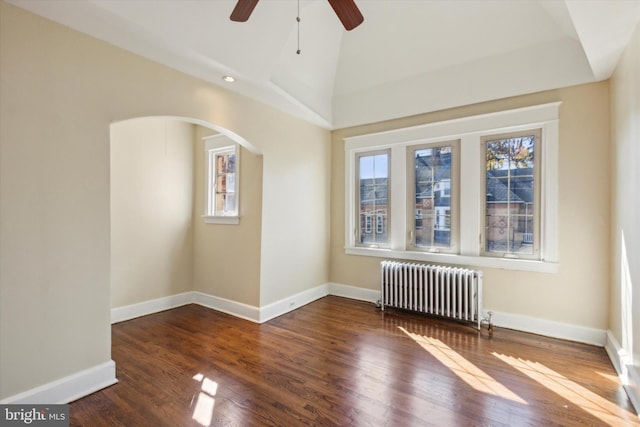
[70,296,638,426]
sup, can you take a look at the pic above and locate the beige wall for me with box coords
[258,120,332,305]
[0,2,330,400]
[110,118,194,308]
[610,21,640,386]
[193,128,263,306]
[331,82,611,330]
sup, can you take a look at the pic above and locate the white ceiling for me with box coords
[9,0,640,129]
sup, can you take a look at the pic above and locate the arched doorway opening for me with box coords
[109,116,263,321]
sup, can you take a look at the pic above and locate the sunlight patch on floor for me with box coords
[191,373,218,427]
[597,371,623,384]
[399,326,526,404]
[493,353,637,425]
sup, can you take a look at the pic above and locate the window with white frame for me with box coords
[482,130,540,259]
[344,102,559,273]
[356,150,389,247]
[408,141,459,253]
[204,135,239,224]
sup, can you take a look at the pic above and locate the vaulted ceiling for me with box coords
[9,0,640,129]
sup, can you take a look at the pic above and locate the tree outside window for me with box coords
[484,132,539,257]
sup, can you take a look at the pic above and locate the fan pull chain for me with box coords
[296,0,301,54]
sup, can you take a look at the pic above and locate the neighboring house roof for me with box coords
[486,168,534,204]
[360,163,534,206]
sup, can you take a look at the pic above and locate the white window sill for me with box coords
[203,215,239,225]
[345,247,558,273]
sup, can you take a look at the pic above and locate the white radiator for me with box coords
[380,260,483,329]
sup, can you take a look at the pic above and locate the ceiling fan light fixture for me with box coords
[230,0,363,31]
[222,75,236,83]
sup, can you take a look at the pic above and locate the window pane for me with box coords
[226,173,235,193]
[214,151,237,215]
[358,152,388,246]
[216,174,226,192]
[216,154,225,174]
[225,194,235,212]
[414,146,452,249]
[485,135,535,255]
[216,193,226,212]
[226,154,235,173]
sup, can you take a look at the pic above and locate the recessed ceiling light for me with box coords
[222,75,235,83]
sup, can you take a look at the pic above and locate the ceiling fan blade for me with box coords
[327,0,364,31]
[230,0,259,22]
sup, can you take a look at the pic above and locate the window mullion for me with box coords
[389,145,406,251]
[541,120,559,262]
[506,158,512,254]
[460,135,480,256]
[430,165,435,248]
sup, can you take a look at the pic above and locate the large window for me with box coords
[204,135,239,224]
[356,150,389,247]
[344,102,559,273]
[409,142,459,253]
[483,131,540,259]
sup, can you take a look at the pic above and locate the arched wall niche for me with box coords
[109,116,264,312]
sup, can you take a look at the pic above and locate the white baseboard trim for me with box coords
[605,331,640,415]
[605,331,628,376]
[110,286,606,347]
[111,292,193,324]
[115,285,335,325]
[259,284,330,323]
[326,281,606,346]
[110,285,337,326]
[192,291,260,323]
[627,366,640,416]
[328,282,380,303]
[487,309,606,346]
[193,283,373,324]
[0,360,117,404]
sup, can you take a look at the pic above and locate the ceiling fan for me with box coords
[230,0,364,31]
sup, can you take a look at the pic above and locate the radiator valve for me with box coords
[481,311,494,332]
